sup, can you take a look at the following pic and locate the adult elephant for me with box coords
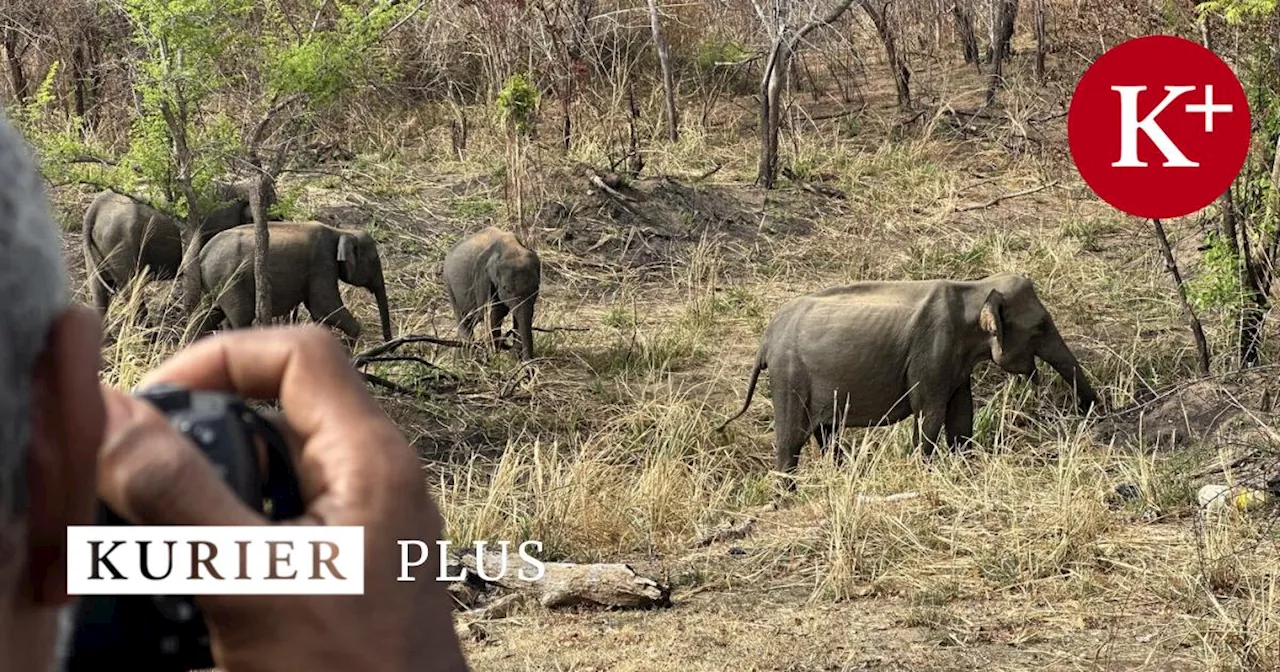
[717,272,1101,480]
[81,179,275,315]
[188,221,393,347]
[442,226,541,361]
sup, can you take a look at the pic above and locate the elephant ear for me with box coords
[979,289,1006,360]
[337,233,357,280]
[485,249,503,290]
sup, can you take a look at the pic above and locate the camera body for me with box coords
[64,384,300,672]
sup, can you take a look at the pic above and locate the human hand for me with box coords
[95,325,467,672]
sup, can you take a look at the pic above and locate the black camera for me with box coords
[64,384,303,672]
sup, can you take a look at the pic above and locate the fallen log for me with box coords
[458,550,672,609]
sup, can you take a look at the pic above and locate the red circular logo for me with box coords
[1068,35,1251,220]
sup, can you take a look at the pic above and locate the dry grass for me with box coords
[56,45,1280,672]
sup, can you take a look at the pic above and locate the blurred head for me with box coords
[0,113,106,671]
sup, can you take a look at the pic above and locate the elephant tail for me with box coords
[714,345,767,433]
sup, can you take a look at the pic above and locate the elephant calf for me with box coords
[718,272,1101,478]
[81,180,273,316]
[189,221,393,346]
[442,226,541,360]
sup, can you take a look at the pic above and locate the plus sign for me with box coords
[1184,85,1233,132]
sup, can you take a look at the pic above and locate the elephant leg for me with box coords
[771,382,810,492]
[306,282,360,347]
[222,294,255,329]
[907,371,949,458]
[185,305,226,343]
[459,313,480,351]
[945,381,975,452]
[447,286,472,341]
[88,270,113,314]
[912,406,947,459]
[488,301,510,352]
[815,423,847,466]
[313,305,360,348]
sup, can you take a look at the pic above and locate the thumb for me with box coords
[97,386,264,527]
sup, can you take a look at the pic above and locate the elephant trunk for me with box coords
[373,283,393,342]
[515,297,536,361]
[1036,324,1101,414]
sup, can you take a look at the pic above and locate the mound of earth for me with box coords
[535,170,813,277]
[1091,378,1267,450]
[1093,370,1280,493]
[1091,367,1280,449]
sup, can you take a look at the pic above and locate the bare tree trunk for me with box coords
[986,0,997,63]
[862,0,911,112]
[646,0,679,142]
[71,43,89,119]
[450,107,468,160]
[1193,0,1213,48]
[560,90,572,151]
[757,38,788,188]
[627,82,644,177]
[448,82,468,160]
[757,0,857,188]
[984,0,1018,105]
[1033,0,1046,82]
[1222,187,1267,368]
[2,35,29,103]
[1152,218,1212,375]
[1235,132,1280,368]
[251,174,272,326]
[953,0,980,67]
[160,96,207,317]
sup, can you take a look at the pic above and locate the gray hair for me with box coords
[0,113,69,526]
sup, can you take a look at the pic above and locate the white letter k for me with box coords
[1111,85,1199,168]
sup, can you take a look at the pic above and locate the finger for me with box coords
[138,326,384,445]
[251,407,324,507]
[97,386,264,527]
[138,326,418,521]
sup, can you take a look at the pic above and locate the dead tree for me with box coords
[1224,132,1280,369]
[0,2,45,103]
[1033,0,1046,82]
[952,0,980,68]
[250,173,272,326]
[173,94,299,323]
[646,0,679,142]
[757,0,858,188]
[1152,218,1212,375]
[984,0,1018,105]
[860,0,911,112]
[161,92,208,314]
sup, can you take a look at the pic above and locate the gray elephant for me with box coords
[442,226,541,361]
[717,272,1100,478]
[81,179,275,315]
[189,221,393,346]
